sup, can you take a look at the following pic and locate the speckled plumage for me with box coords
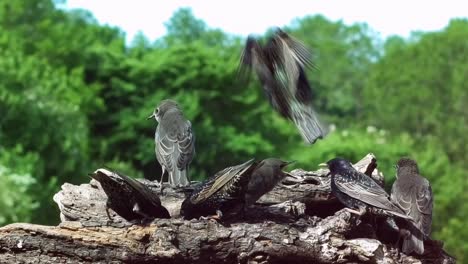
[180,159,257,220]
[391,158,433,255]
[238,28,327,144]
[326,158,411,220]
[90,168,170,222]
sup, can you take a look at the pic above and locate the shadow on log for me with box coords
[0,154,455,263]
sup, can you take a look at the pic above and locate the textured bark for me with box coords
[0,154,454,263]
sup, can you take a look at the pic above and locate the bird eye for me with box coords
[156,108,159,114]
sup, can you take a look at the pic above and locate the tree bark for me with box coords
[0,154,454,264]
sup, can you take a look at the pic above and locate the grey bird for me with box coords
[148,99,195,187]
[391,158,433,255]
[90,168,170,222]
[323,158,412,220]
[238,28,327,144]
[245,158,295,206]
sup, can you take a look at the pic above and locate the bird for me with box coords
[181,158,295,220]
[148,99,195,187]
[90,168,170,222]
[391,157,433,255]
[244,158,295,206]
[180,159,258,220]
[323,158,412,220]
[238,27,327,144]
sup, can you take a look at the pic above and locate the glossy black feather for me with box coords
[91,168,170,221]
[326,158,411,220]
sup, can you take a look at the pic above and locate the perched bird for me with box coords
[391,158,433,255]
[148,99,195,187]
[90,168,170,222]
[181,159,258,220]
[323,158,411,220]
[238,28,327,144]
[244,158,295,206]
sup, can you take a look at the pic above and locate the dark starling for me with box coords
[324,158,411,220]
[180,159,258,220]
[245,158,295,206]
[148,99,195,187]
[90,168,170,222]
[391,158,433,255]
[238,28,327,144]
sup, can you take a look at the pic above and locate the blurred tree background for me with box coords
[0,0,466,260]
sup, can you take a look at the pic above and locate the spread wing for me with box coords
[335,170,405,214]
[190,159,255,204]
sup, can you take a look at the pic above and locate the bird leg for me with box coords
[105,201,113,222]
[345,207,366,216]
[159,167,166,194]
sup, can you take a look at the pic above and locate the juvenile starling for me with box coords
[324,158,411,220]
[391,158,433,255]
[90,168,170,222]
[148,99,195,187]
[238,28,327,144]
[245,158,295,206]
[180,159,257,220]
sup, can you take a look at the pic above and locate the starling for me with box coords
[323,158,411,220]
[238,28,327,144]
[90,168,170,222]
[180,159,258,220]
[148,99,195,187]
[244,158,295,206]
[391,158,433,255]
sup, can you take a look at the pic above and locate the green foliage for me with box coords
[0,146,39,225]
[0,2,465,260]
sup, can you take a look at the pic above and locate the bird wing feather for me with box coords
[335,170,404,213]
[190,159,255,204]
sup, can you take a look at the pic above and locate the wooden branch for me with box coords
[0,153,454,263]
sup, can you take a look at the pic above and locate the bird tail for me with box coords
[170,169,190,187]
[402,223,425,255]
[290,103,327,144]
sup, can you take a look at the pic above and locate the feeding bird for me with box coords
[181,158,293,220]
[391,158,433,255]
[323,158,412,220]
[238,28,327,144]
[90,168,170,222]
[148,99,195,187]
[180,159,257,220]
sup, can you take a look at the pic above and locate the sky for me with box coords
[62,0,468,43]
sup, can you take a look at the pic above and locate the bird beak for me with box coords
[147,113,155,120]
[281,160,296,168]
[318,163,328,169]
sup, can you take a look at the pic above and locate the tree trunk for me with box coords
[0,154,454,263]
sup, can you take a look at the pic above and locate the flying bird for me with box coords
[391,158,433,255]
[238,28,327,144]
[180,159,258,220]
[90,168,170,222]
[148,99,195,187]
[323,158,412,220]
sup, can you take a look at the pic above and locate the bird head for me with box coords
[262,158,295,169]
[395,157,420,176]
[322,157,353,174]
[147,99,180,122]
